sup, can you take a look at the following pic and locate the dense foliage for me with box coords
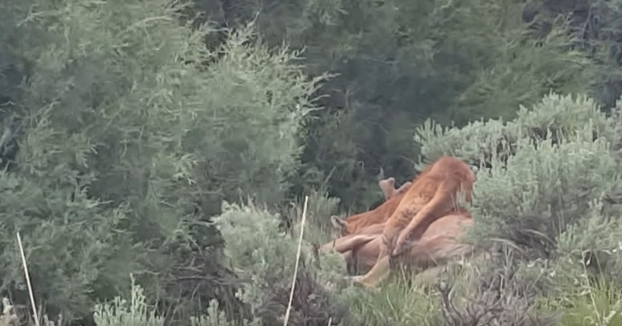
[3,0,622,325]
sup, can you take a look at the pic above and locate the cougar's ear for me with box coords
[330,215,347,230]
[378,177,395,188]
[396,181,412,194]
[378,177,396,200]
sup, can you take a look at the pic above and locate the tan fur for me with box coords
[330,178,413,236]
[354,156,475,287]
[394,181,413,197]
[379,177,413,201]
[378,177,396,200]
[322,212,473,274]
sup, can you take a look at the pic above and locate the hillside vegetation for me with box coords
[2,0,622,325]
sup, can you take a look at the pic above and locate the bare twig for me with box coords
[16,233,40,326]
[283,196,309,326]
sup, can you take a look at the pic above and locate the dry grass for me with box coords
[17,232,39,326]
[283,195,310,326]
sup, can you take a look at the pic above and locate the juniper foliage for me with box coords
[0,0,324,321]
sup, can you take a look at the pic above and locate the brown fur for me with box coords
[353,156,475,287]
[321,212,474,275]
[322,178,408,258]
[330,178,412,236]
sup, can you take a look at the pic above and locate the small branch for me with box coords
[282,196,309,326]
[16,232,40,326]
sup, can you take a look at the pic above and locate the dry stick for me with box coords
[282,196,309,326]
[16,232,40,326]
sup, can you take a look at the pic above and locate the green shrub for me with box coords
[537,276,622,326]
[411,92,622,324]
[212,200,348,326]
[339,280,440,326]
[0,0,325,321]
[94,278,164,326]
[416,93,622,259]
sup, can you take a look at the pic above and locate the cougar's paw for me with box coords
[348,276,378,290]
[392,235,409,256]
[346,275,363,284]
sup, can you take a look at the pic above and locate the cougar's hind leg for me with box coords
[351,229,399,288]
